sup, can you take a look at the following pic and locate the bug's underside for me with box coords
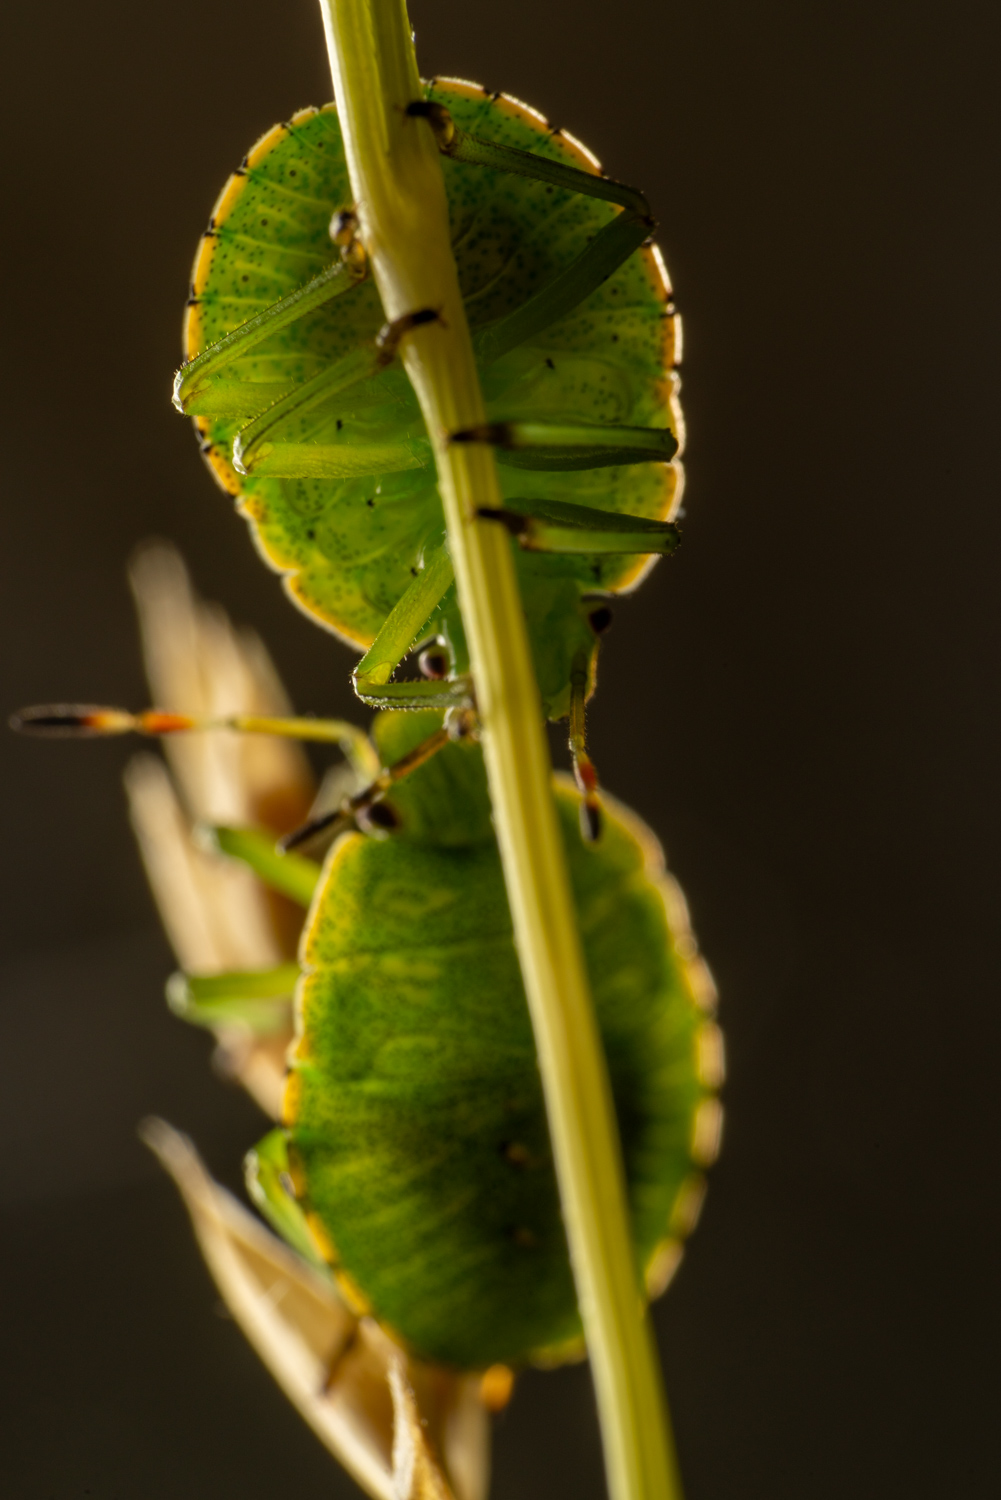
[280,716,714,1369]
[183,79,683,714]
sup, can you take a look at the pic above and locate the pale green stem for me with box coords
[316,5,682,1499]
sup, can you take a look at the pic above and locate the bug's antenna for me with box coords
[11,705,192,737]
[568,652,602,842]
[10,704,381,779]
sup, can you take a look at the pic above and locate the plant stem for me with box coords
[316,5,682,1498]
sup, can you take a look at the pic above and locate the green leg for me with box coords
[232,309,442,479]
[232,348,417,476]
[406,99,656,366]
[477,496,681,554]
[451,419,678,470]
[472,214,653,366]
[206,826,322,906]
[245,1129,332,1273]
[166,964,300,1033]
[175,257,365,416]
[407,99,651,216]
[350,540,466,708]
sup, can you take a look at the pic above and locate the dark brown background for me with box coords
[1,0,998,1495]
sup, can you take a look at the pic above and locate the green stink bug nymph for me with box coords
[14,702,721,1372]
[260,710,719,1369]
[174,78,684,829]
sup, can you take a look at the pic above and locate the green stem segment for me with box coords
[316,6,682,1499]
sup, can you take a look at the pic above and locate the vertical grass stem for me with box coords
[317,6,683,1498]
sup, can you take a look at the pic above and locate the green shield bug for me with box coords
[253,711,720,1370]
[173,79,685,830]
[13,691,722,1373]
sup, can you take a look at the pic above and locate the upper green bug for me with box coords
[174,80,684,779]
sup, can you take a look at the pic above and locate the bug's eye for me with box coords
[588,605,614,635]
[357,800,400,836]
[418,647,450,680]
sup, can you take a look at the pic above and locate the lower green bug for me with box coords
[175,79,684,824]
[14,697,721,1370]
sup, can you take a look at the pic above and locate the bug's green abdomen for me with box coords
[186,83,682,710]
[287,780,713,1368]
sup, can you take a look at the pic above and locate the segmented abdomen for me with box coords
[186,80,682,653]
[284,784,714,1368]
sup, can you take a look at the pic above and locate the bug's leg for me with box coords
[279,721,459,850]
[406,103,656,365]
[351,540,470,710]
[279,709,476,853]
[232,348,414,477]
[477,496,681,555]
[451,419,678,471]
[177,262,357,416]
[200,826,322,906]
[407,100,650,216]
[568,649,602,843]
[472,213,653,366]
[165,964,300,1033]
[245,1129,333,1274]
[232,309,442,479]
[175,211,368,416]
[406,37,669,404]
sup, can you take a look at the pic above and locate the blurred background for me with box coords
[1,0,998,1495]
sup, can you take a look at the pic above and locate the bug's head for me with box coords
[371,710,493,848]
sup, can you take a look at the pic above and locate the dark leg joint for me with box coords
[450,422,513,448]
[404,99,457,152]
[375,307,444,367]
[476,506,525,536]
